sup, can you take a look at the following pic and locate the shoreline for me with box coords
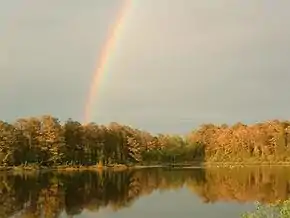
[2,161,290,172]
[0,164,166,173]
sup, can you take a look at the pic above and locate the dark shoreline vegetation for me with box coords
[1,167,290,217]
[1,115,290,170]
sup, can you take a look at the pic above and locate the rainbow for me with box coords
[83,0,132,124]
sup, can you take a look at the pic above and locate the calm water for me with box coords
[2,166,290,218]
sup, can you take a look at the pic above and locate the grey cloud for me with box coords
[1,0,290,133]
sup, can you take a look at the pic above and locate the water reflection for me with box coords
[1,167,290,218]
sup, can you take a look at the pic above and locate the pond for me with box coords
[1,166,290,218]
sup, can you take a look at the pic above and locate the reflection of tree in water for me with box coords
[2,167,290,217]
[193,167,290,204]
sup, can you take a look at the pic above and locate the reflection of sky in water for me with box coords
[75,187,254,218]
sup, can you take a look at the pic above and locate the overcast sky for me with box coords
[1,0,290,133]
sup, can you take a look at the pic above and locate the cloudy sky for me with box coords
[1,0,290,133]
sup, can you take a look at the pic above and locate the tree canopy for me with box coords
[0,115,290,166]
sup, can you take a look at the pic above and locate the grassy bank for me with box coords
[0,164,129,172]
[0,163,201,172]
[2,161,290,173]
[204,161,290,168]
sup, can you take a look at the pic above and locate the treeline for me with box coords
[2,167,290,217]
[189,120,290,162]
[1,115,290,166]
[0,115,203,166]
